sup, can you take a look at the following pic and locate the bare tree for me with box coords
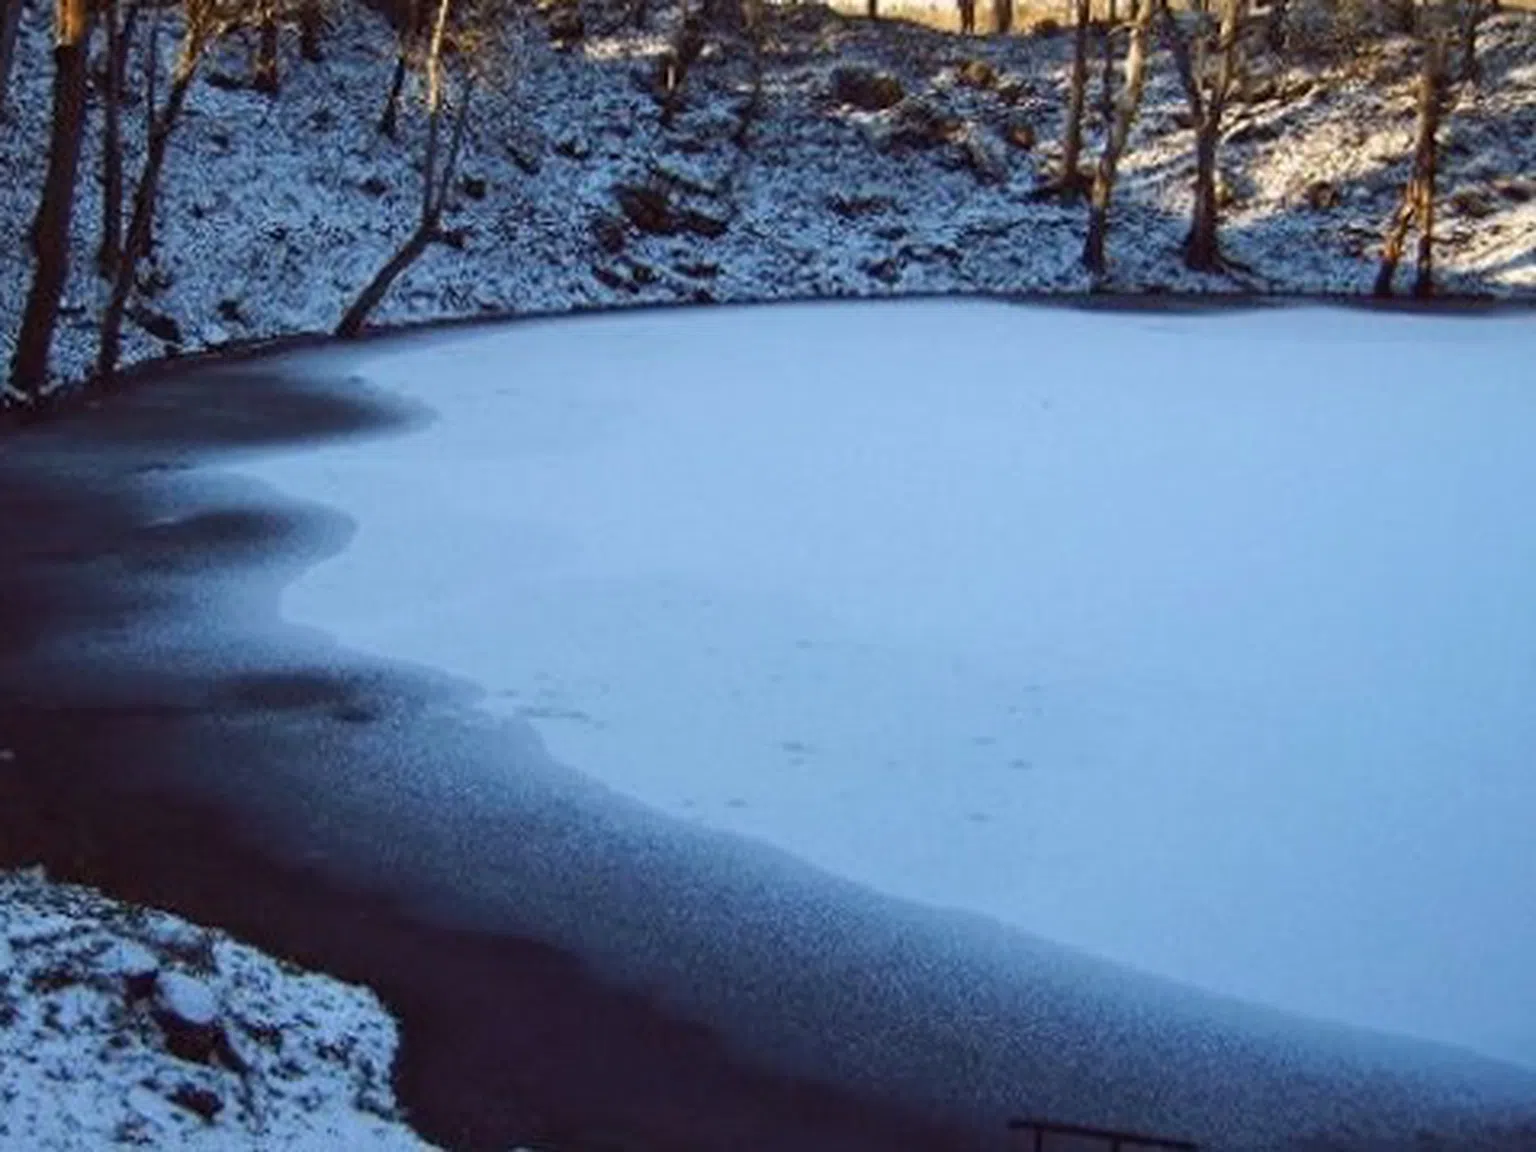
[9,0,96,403]
[97,0,241,381]
[1453,0,1489,83]
[254,0,278,92]
[379,0,429,138]
[1039,0,1093,197]
[1083,0,1157,276]
[1376,1,1449,297]
[0,0,24,116]
[1161,0,1248,271]
[339,0,501,337]
[98,0,144,277]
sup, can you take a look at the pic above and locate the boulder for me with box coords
[830,65,904,112]
[616,184,677,235]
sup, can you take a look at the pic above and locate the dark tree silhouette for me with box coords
[98,0,143,277]
[340,0,487,337]
[97,0,234,382]
[9,0,95,403]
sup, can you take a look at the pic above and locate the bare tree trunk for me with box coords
[1265,0,1287,52]
[97,66,196,380]
[379,0,424,138]
[254,0,278,94]
[1057,0,1093,192]
[0,0,24,117]
[10,0,94,402]
[1098,0,1118,130]
[866,0,876,18]
[98,0,140,277]
[1456,0,1486,84]
[1083,0,1156,275]
[996,0,1013,35]
[1183,0,1244,270]
[379,51,408,137]
[1375,19,1444,297]
[334,220,438,339]
[299,0,323,60]
[340,0,473,339]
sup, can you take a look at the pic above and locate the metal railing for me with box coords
[1008,1116,1200,1151]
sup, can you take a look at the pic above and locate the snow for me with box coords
[2,0,1534,404]
[215,296,1536,1087]
[0,866,440,1151]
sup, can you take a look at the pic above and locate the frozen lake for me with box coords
[224,298,1536,1073]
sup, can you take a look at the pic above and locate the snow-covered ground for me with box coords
[1,0,1533,403]
[0,866,441,1150]
[220,297,1536,1082]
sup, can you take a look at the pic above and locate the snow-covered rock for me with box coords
[0,866,440,1151]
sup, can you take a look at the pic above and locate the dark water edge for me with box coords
[6,290,1533,434]
[0,362,977,1152]
[3,323,1535,1152]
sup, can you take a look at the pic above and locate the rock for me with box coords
[309,107,336,131]
[360,175,388,197]
[129,306,182,345]
[98,940,159,998]
[153,971,224,1064]
[955,58,998,89]
[461,175,487,200]
[677,206,729,239]
[828,192,893,218]
[958,126,1008,183]
[675,260,719,279]
[864,257,901,284]
[1494,176,1534,203]
[1449,186,1498,219]
[615,184,676,235]
[555,133,591,159]
[892,98,964,150]
[592,215,626,255]
[169,1081,224,1122]
[996,77,1030,104]
[1302,179,1339,211]
[830,65,904,112]
[216,298,245,325]
[1003,113,1035,150]
[545,1,584,44]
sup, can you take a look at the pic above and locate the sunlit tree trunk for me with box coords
[1083,0,1156,275]
[1180,0,1246,270]
[1376,14,1446,298]
[1052,0,1093,195]
[9,0,94,402]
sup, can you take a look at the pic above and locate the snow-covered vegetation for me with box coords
[0,0,1533,406]
[0,866,441,1150]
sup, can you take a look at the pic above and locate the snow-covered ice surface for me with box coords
[0,866,440,1151]
[216,296,1536,1093]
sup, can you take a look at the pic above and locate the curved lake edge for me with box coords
[6,289,1534,435]
[3,303,1536,1152]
